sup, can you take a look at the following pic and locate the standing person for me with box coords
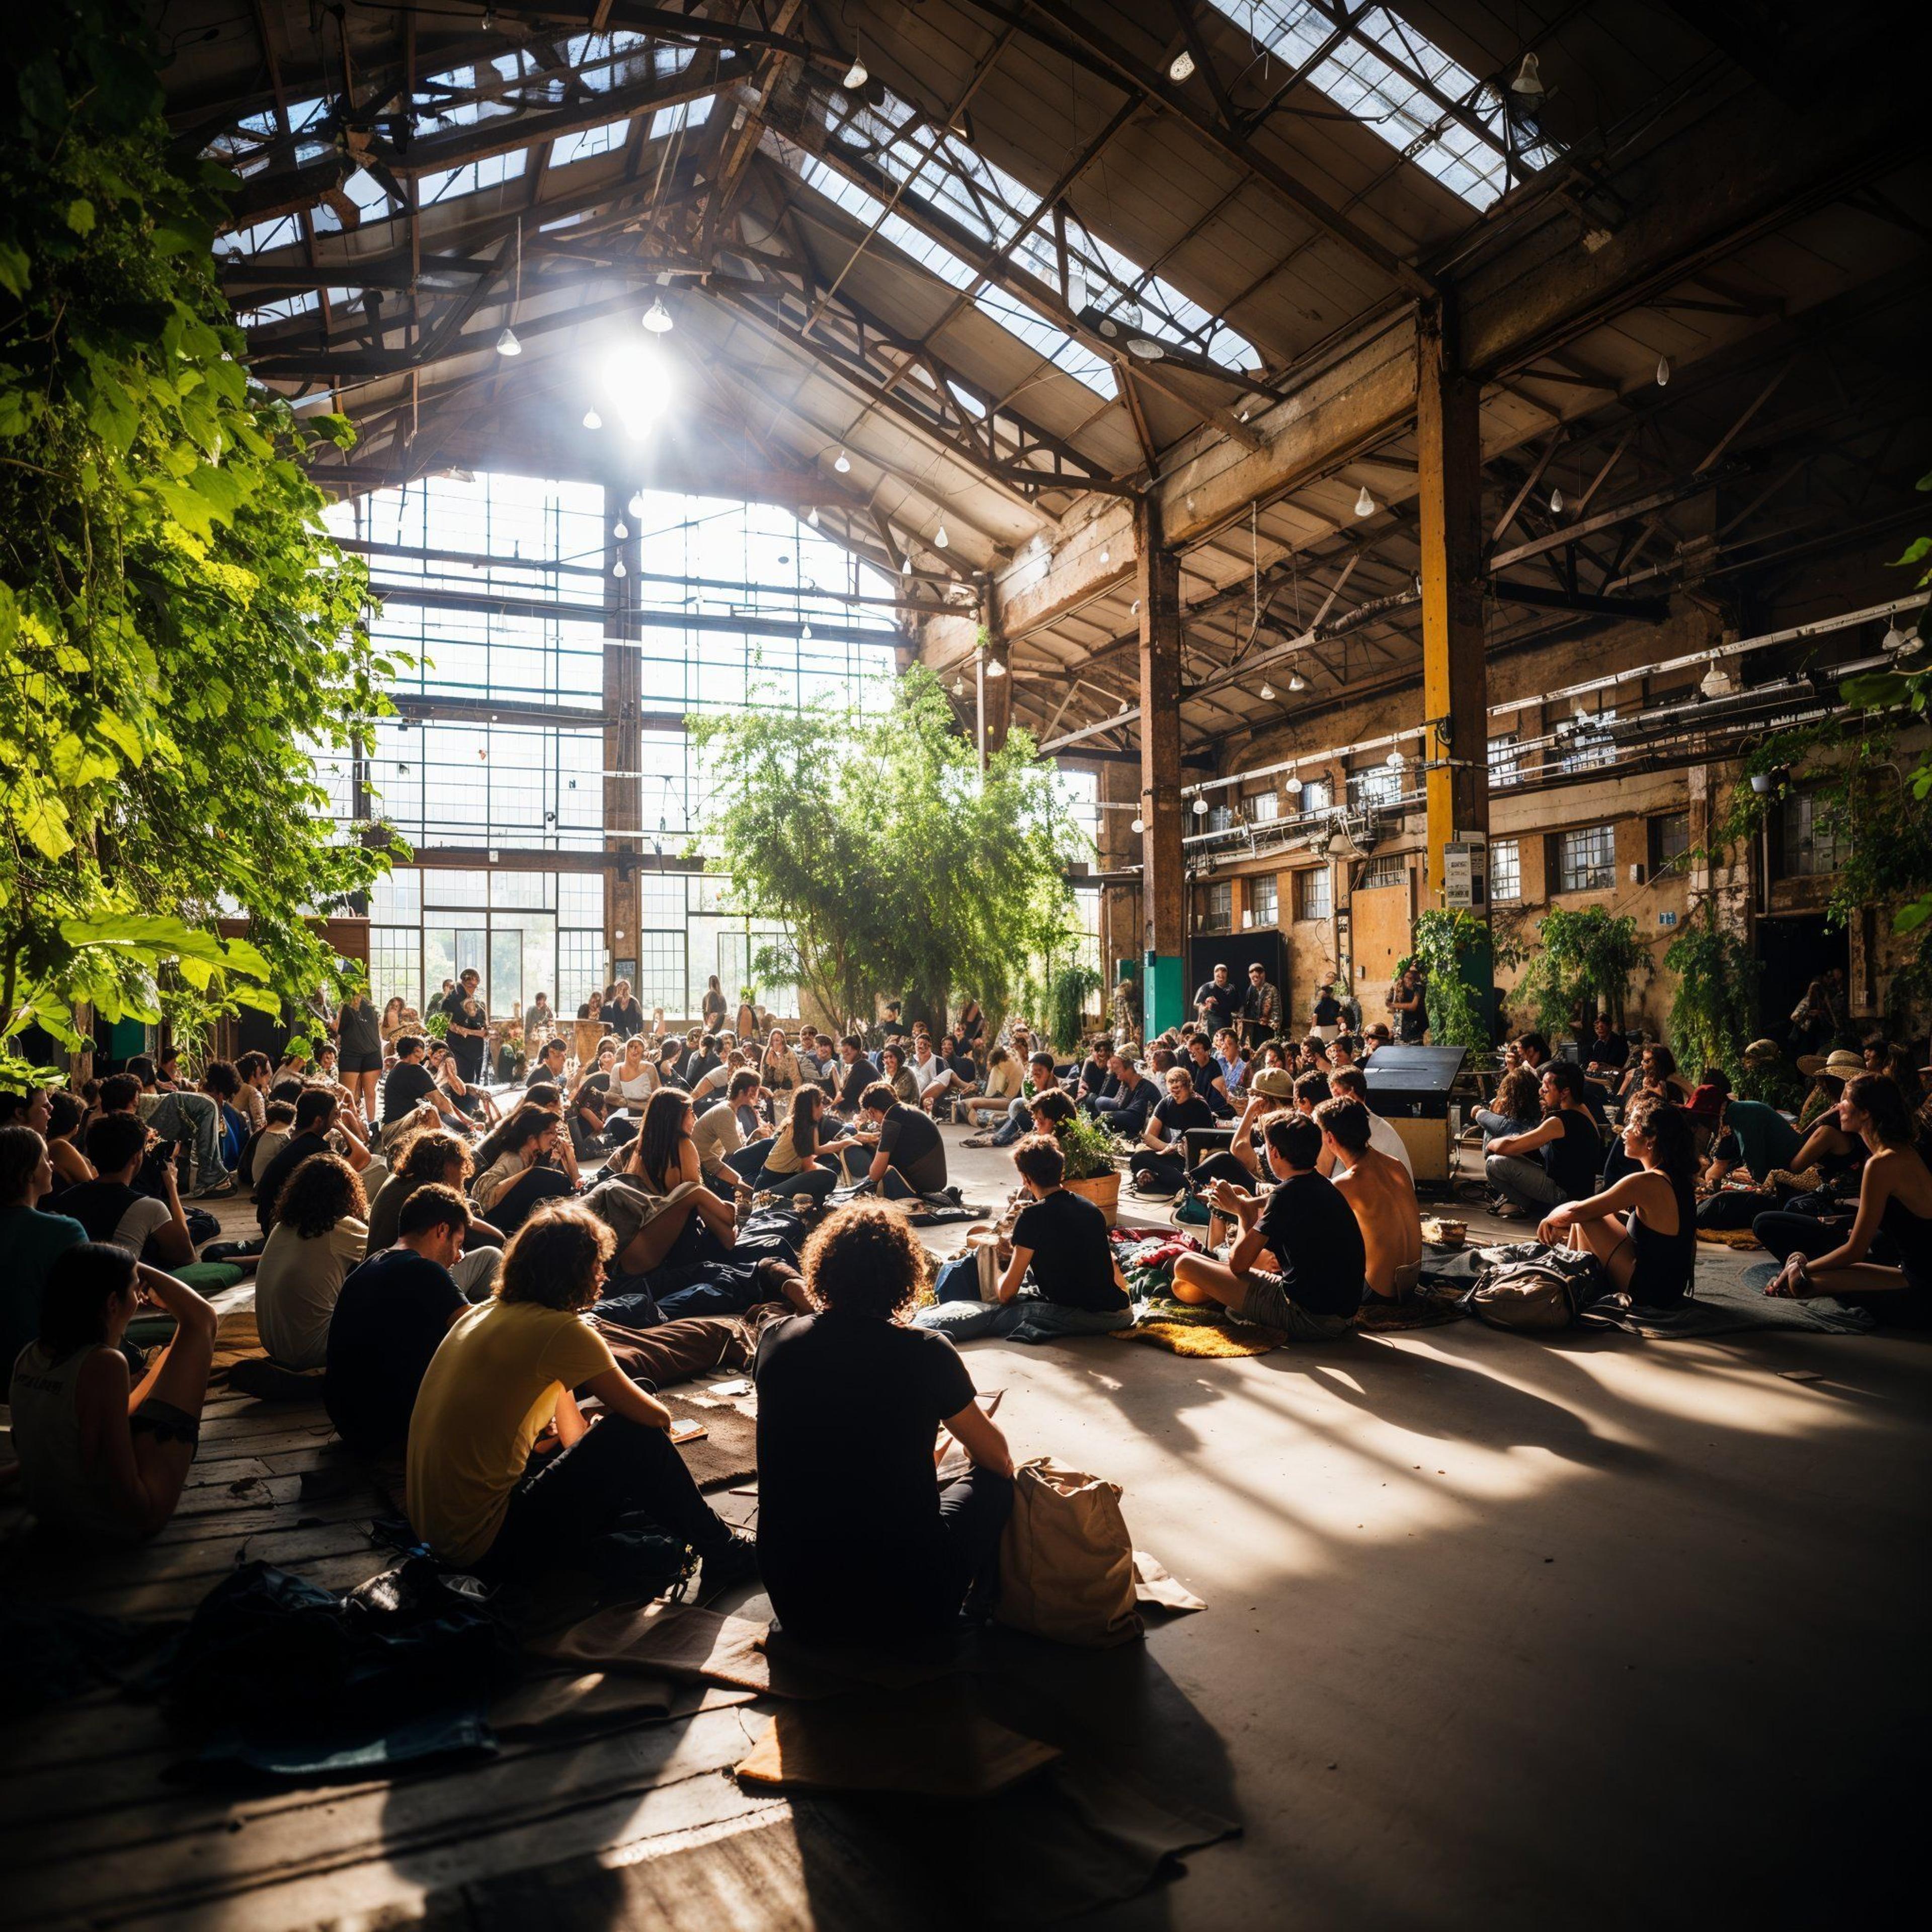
[701,974,729,1029]
[1390,965,1428,1043]
[955,998,985,1053]
[1194,964,1240,1031]
[1242,962,1281,1052]
[441,969,489,1085]
[603,980,644,1040]
[1111,975,1141,1048]
[405,1205,758,1588]
[915,1135,1133,1343]
[9,1242,218,1541]
[1171,1113,1366,1339]
[1310,981,1343,1043]
[754,1204,1014,1644]
[254,1154,368,1371]
[1538,1096,1698,1308]
[734,997,759,1041]
[1484,1063,1602,1219]
[333,985,385,1129]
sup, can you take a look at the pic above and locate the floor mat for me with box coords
[734,1679,1061,1796]
[1354,1297,1465,1334]
[1582,1264,1879,1338]
[1696,1226,1765,1249]
[1112,1319,1284,1358]
[669,1398,760,1490]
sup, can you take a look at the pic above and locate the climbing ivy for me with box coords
[0,1,405,1074]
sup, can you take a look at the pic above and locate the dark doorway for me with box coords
[1755,913,1848,1045]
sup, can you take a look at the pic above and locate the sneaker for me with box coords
[698,1532,762,1600]
[192,1176,238,1200]
[962,1134,994,1150]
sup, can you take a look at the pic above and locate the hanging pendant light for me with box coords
[806,507,820,528]
[1099,544,1110,565]
[1284,772,1304,795]
[642,298,673,334]
[1550,486,1564,514]
[800,622,812,640]
[844,40,868,90]
[1385,748,1405,769]
[1656,354,1671,386]
[952,676,966,696]
[628,493,645,517]
[1131,816,1146,834]
[1354,483,1375,518]
[1192,795,1210,817]
[496,326,521,356]
[612,558,626,577]
[1883,624,1910,652]
[1510,52,1545,101]
[613,521,628,539]
[1288,669,1308,692]
[834,448,851,473]
[934,522,949,549]
[582,409,603,430]
[1259,680,1275,700]
[1168,48,1195,83]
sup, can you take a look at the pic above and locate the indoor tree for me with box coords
[0,1,404,1074]
[692,665,1087,1038]
[1516,905,1651,1040]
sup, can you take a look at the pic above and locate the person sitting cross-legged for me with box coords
[405,1202,759,1590]
[9,1241,218,1542]
[1129,1066,1217,1197]
[985,1052,1060,1149]
[754,1203,1014,1646]
[1083,1049,1161,1139]
[1170,1112,1365,1340]
[365,1129,505,1300]
[837,1082,949,1198]
[915,1135,1134,1344]
[1317,1096,1424,1303]
[1484,1061,1603,1219]
[753,1086,848,1208]
[255,1153,368,1372]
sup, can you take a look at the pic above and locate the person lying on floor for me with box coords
[404,1203,760,1592]
[255,1153,368,1371]
[836,1081,950,1198]
[9,1241,218,1542]
[755,1203,1015,1646]
[366,1129,505,1298]
[470,1104,580,1237]
[914,1135,1133,1344]
[326,1185,478,1453]
[1756,1074,1932,1326]
[1129,1066,1217,1197]
[1316,1096,1423,1303]
[57,1113,196,1271]
[1170,1113,1365,1341]
[1535,1095,1698,1307]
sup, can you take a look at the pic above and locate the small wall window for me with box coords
[1203,880,1233,931]
[1294,868,1331,921]
[1491,837,1521,902]
[1557,823,1616,893]
[1780,792,1844,877]
[1297,776,1334,813]
[1649,811,1690,874]
[1250,873,1279,927]
[1346,764,1402,812]
[1358,854,1407,891]
[1248,790,1279,823]
[1488,735,1521,787]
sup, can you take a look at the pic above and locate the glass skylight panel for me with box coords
[419,146,527,205]
[1206,1,1561,209]
[215,214,302,258]
[235,290,318,328]
[550,117,629,166]
[651,95,712,140]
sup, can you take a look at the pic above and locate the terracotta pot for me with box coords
[1065,1170,1121,1221]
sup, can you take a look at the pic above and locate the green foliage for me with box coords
[1045,963,1103,1054]
[1516,905,1651,1039]
[1409,909,1492,1052]
[694,665,1087,1037]
[1663,906,1758,1080]
[1054,1107,1120,1182]
[0,1,405,1065]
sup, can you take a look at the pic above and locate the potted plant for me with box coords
[1055,1109,1122,1221]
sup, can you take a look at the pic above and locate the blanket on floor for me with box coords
[1579,1262,1879,1338]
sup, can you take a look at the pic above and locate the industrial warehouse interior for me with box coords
[1,2,1928,1927]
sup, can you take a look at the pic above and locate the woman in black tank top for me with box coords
[1769,1075,1932,1326]
[1536,1095,1698,1305]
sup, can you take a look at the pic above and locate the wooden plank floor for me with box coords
[0,1296,780,1932]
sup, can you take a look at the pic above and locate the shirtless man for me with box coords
[1314,1095,1422,1301]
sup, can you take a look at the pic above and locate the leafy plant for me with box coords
[1409,909,1492,1052]
[1663,907,1758,1079]
[695,665,1087,1040]
[1053,1107,1120,1182]
[1517,905,1651,1039]
[0,1,405,1071]
[1045,962,1103,1054]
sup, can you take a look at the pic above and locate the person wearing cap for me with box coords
[1241,963,1280,1052]
[1186,1070,1299,1191]
[1194,964,1240,1031]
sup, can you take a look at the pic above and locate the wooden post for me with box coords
[980,578,1011,758]
[1137,493,1185,1035]
[603,485,640,989]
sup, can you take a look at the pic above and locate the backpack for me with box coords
[1462,1241,1603,1332]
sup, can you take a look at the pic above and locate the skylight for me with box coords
[550,117,629,166]
[651,95,712,140]
[1206,1,1560,209]
[420,147,527,206]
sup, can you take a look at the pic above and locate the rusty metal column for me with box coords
[1137,493,1185,1036]
[1415,302,1492,1024]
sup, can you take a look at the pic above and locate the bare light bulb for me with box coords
[1131,816,1146,834]
[1192,795,1210,816]
[1550,486,1564,514]
[834,448,850,472]
[642,299,673,334]
[612,559,626,577]
[1385,748,1404,768]
[582,409,603,430]
[987,657,1005,678]
[901,554,913,575]
[1656,354,1671,386]
[800,623,812,640]
[628,493,645,516]
[1354,484,1375,518]
[613,521,628,538]
[844,44,868,89]
[496,326,521,356]
[1284,773,1304,795]
[952,676,965,696]
[806,507,820,527]
[934,522,949,549]
[1168,49,1195,82]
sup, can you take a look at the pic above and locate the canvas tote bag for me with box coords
[995,1459,1143,1648]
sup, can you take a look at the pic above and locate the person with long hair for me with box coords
[1473,1065,1542,1149]
[333,985,385,1129]
[760,1027,803,1095]
[367,1128,504,1295]
[612,1035,658,1109]
[605,1089,776,1285]
[1536,1094,1699,1306]
[254,1153,369,1370]
[701,973,729,1028]
[878,1041,919,1106]
[44,1091,95,1194]
[379,996,408,1047]
[753,1086,846,1207]
[1755,1074,1932,1325]
[405,1203,758,1588]
[9,1242,218,1540]
[753,1203,1014,1644]
[470,1105,578,1237]
[734,997,759,1041]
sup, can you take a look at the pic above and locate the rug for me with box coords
[669,1396,760,1490]
[1696,1226,1765,1249]
[1112,1319,1284,1359]
[1354,1297,1465,1334]
[1580,1263,1879,1338]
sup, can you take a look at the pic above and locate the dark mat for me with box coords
[1582,1263,1878,1338]
[670,1397,760,1490]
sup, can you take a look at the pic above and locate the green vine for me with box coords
[1662,904,1758,1079]
[1516,905,1652,1040]
[1409,909,1493,1051]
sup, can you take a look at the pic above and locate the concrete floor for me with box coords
[916,1129,1932,1929]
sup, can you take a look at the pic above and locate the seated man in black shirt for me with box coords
[252,1088,341,1236]
[1170,1112,1365,1340]
[914,1135,1133,1343]
[755,1203,1014,1645]
[1085,1049,1161,1138]
[1130,1067,1217,1196]
[381,1035,470,1147]
[324,1185,472,1452]
[1485,1061,1604,1217]
[1583,1014,1630,1079]
[838,1082,949,1198]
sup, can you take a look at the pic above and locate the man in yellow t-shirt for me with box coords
[406,1203,756,1589]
